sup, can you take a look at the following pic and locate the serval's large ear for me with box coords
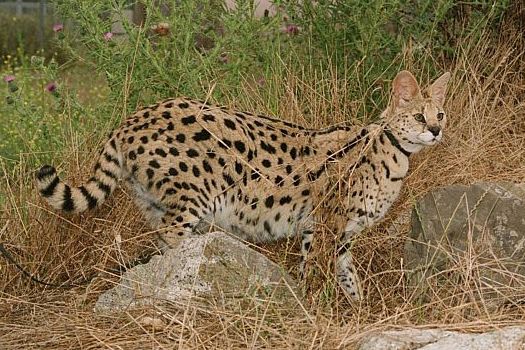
[392,70,421,109]
[429,72,450,107]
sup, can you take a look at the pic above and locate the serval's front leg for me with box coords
[336,218,366,300]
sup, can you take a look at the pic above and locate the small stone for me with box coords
[358,327,525,350]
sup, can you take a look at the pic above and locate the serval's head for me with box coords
[383,70,451,153]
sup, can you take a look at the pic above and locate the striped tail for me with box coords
[36,137,123,213]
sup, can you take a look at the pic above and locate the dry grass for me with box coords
[1,27,525,349]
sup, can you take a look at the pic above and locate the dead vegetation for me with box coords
[1,27,525,349]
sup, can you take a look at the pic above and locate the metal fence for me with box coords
[0,0,52,16]
[0,0,55,50]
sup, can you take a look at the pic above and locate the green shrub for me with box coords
[51,0,515,119]
[0,61,107,167]
[52,0,288,111]
[0,0,517,171]
[287,0,514,112]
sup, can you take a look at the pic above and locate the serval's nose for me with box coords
[428,125,441,137]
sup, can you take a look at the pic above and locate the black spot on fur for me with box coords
[247,149,254,161]
[223,173,235,186]
[234,140,246,153]
[176,134,186,143]
[260,141,276,154]
[202,160,213,173]
[192,166,200,177]
[146,168,155,179]
[165,188,177,196]
[293,175,301,186]
[169,147,179,157]
[224,119,236,130]
[219,139,232,149]
[181,115,196,125]
[155,148,167,157]
[279,195,292,205]
[264,221,272,234]
[203,114,215,122]
[103,153,119,166]
[193,129,211,141]
[235,162,243,175]
[304,241,311,252]
[203,179,211,192]
[149,160,160,169]
[290,147,297,160]
[265,195,274,208]
[186,149,199,158]
[179,162,188,172]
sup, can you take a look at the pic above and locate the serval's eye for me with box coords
[437,112,444,121]
[414,113,425,123]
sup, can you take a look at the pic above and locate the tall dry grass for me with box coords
[1,27,524,349]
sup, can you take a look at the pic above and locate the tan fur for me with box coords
[36,70,450,300]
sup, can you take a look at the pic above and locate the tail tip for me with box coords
[36,165,57,181]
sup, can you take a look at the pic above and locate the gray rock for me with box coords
[95,231,300,312]
[405,182,525,303]
[358,326,525,350]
